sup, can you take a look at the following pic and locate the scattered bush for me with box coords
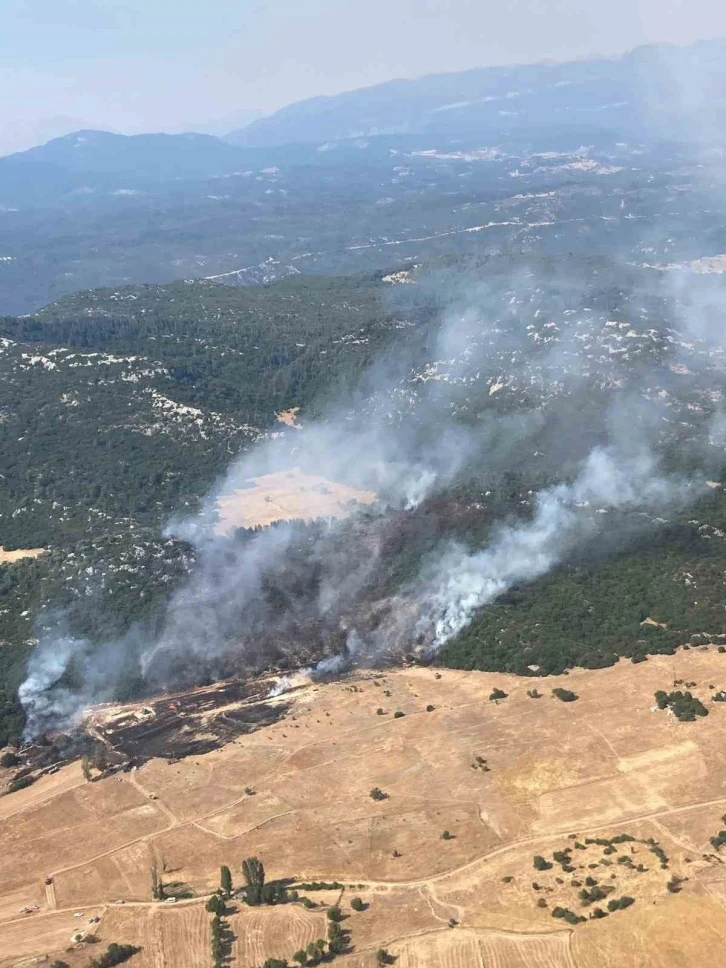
[552,688,579,702]
[350,897,365,912]
[551,906,585,925]
[88,944,142,968]
[489,688,508,701]
[607,896,635,912]
[297,881,343,891]
[426,705,435,712]
[533,856,553,871]
[370,787,388,801]
[393,710,405,719]
[7,774,35,793]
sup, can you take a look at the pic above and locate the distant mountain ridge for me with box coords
[225,38,726,147]
[2,129,247,179]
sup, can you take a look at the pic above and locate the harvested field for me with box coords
[5,651,726,966]
[387,928,575,968]
[229,905,326,964]
[215,467,376,533]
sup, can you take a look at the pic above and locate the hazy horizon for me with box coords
[3,0,726,154]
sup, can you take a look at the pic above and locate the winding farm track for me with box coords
[1,789,724,936]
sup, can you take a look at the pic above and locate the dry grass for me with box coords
[6,651,726,965]
[214,467,376,533]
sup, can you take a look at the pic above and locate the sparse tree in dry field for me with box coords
[94,744,109,773]
[81,754,92,781]
[150,861,164,901]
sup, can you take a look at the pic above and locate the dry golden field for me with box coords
[4,650,726,966]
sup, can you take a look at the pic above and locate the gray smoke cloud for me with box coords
[18,253,726,737]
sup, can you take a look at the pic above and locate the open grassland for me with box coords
[5,650,726,965]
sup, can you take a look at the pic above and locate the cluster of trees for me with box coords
[654,690,709,721]
[579,883,612,906]
[606,896,635,912]
[87,945,141,968]
[552,688,578,703]
[709,814,726,851]
[551,906,586,925]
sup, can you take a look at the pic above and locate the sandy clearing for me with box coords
[215,467,376,532]
[0,546,45,565]
[276,406,302,428]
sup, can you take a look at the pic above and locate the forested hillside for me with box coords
[1,251,726,743]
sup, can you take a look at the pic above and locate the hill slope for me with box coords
[227,39,726,147]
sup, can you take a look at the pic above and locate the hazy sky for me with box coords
[2,0,726,152]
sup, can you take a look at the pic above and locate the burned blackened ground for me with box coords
[91,679,291,762]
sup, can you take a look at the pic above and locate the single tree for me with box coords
[293,950,307,966]
[94,744,109,773]
[150,862,161,900]
[206,893,225,915]
[81,754,92,782]
[220,864,233,894]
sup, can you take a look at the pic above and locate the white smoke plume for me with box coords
[414,447,698,651]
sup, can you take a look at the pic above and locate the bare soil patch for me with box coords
[0,546,45,565]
